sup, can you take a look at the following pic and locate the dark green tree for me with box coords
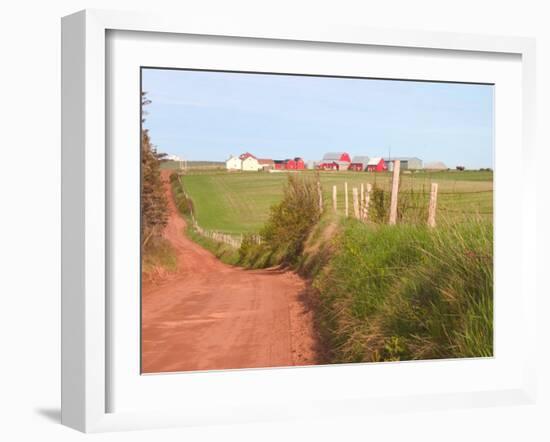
[141,92,168,249]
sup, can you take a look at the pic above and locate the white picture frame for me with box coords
[61,9,537,433]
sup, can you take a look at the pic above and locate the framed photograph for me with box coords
[61,9,537,432]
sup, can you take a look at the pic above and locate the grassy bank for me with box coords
[303,217,493,363]
[185,227,241,266]
[142,237,178,278]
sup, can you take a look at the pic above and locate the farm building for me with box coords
[295,158,305,170]
[348,155,370,171]
[366,157,387,172]
[239,152,257,161]
[322,152,351,163]
[271,157,306,170]
[318,161,337,171]
[285,157,305,170]
[318,152,351,171]
[225,155,242,170]
[384,157,423,171]
[258,158,274,170]
[241,156,262,171]
[163,153,183,162]
[284,159,296,169]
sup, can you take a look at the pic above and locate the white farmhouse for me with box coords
[241,156,262,171]
[225,155,242,170]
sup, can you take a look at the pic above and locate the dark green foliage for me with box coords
[141,92,168,250]
[237,235,277,268]
[239,174,322,267]
[170,173,194,216]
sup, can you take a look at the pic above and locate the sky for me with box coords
[141,68,494,169]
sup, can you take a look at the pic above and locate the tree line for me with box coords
[141,92,168,250]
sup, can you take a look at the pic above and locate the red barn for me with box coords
[366,157,387,172]
[285,159,296,170]
[318,161,338,171]
[273,160,286,170]
[294,157,305,170]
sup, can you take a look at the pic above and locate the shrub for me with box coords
[141,93,168,249]
[171,175,194,216]
[169,171,180,183]
[240,174,322,267]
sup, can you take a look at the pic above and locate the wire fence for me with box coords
[190,215,262,249]
[326,175,493,226]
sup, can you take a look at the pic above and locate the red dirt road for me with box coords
[141,171,318,373]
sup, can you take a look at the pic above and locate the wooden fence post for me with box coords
[352,188,360,219]
[389,160,400,225]
[332,185,337,212]
[362,183,372,222]
[317,180,323,213]
[344,182,349,217]
[427,182,439,228]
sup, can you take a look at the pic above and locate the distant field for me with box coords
[181,170,493,234]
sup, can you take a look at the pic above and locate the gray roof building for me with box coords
[384,157,423,170]
[351,155,370,165]
[322,152,350,161]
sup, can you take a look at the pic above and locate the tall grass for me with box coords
[311,217,493,363]
[369,184,438,225]
[186,227,241,266]
[142,236,177,276]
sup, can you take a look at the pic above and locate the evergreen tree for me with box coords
[141,92,168,248]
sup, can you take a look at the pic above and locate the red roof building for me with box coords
[366,157,387,172]
[285,159,296,169]
[294,157,305,170]
[239,152,257,160]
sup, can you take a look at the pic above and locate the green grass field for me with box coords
[181,170,493,234]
